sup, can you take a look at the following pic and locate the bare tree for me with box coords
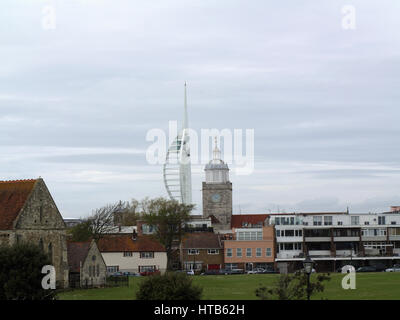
[88,202,126,240]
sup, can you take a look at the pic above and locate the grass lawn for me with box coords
[58,272,400,300]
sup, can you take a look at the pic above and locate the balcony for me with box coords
[333,236,360,242]
[304,237,331,242]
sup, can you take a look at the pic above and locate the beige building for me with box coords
[0,178,69,288]
[98,233,167,274]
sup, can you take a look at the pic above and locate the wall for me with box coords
[101,251,167,273]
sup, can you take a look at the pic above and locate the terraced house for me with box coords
[180,232,224,271]
[97,232,167,274]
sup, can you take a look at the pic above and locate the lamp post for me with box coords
[303,255,314,301]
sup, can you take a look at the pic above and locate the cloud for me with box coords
[1,0,399,217]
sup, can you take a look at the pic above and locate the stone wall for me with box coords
[80,242,107,287]
[202,181,232,230]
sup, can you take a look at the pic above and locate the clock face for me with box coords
[211,193,221,203]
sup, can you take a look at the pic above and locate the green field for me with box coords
[58,272,400,300]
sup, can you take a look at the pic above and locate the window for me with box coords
[48,243,53,262]
[207,249,219,255]
[246,248,252,257]
[96,264,100,277]
[378,216,386,225]
[256,248,262,257]
[107,266,119,274]
[391,221,397,225]
[226,248,233,257]
[140,252,154,259]
[188,249,199,255]
[123,251,133,257]
[324,216,333,226]
[236,248,242,257]
[225,263,238,270]
[313,216,322,226]
[351,216,359,225]
[276,230,280,237]
[365,221,370,225]
[266,248,272,257]
[139,265,155,272]
[295,230,303,237]
[290,217,295,225]
[338,221,343,225]
[237,231,262,241]
[285,230,294,237]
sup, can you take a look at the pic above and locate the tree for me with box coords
[255,271,331,300]
[140,197,194,270]
[68,201,128,242]
[0,243,56,300]
[136,272,202,300]
[68,220,93,242]
[89,202,125,240]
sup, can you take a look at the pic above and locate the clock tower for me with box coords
[202,138,232,231]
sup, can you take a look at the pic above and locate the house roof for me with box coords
[182,232,222,249]
[97,234,166,252]
[0,179,37,230]
[231,214,269,228]
[67,241,91,273]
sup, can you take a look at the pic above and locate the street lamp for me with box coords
[303,255,314,301]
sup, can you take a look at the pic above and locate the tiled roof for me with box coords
[182,232,222,249]
[0,179,37,230]
[67,241,91,273]
[231,214,269,228]
[97,234,165,252]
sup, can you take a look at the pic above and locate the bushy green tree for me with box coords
[0,243,56,300]
[141,198,194,270]
[255,271,331,300]
[68,220,93,242]
[136,272,202,300]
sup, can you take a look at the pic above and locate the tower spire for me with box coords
[213,136,221,160]
[183,81,188,130]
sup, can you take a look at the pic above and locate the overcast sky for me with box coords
[1,0,400,218]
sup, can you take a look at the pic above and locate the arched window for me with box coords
[39,238,44,252]
[48,243,53,262]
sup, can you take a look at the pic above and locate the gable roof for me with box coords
[231,214,269,229]
[67,241,91,273]
[182,232,222,249]
[0,179,37,230]
[97,234,166,253]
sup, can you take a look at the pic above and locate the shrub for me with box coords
[0,243,56,300]
[136,272,203,300]
[255,271,331,300]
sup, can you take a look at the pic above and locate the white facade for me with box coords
[101,251,167,274]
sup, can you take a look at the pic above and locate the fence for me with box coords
[68,275,129,289]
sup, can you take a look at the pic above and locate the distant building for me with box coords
[0,178,69,288]
[180,232,224,271]
[97,233,167,274]
[67,239,107,288]
[202,139,232,233]
[64,218,83,228]
[224,223,275,271]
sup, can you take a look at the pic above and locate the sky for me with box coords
[1,0,400,218]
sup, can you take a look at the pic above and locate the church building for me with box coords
[0,178,69,288]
